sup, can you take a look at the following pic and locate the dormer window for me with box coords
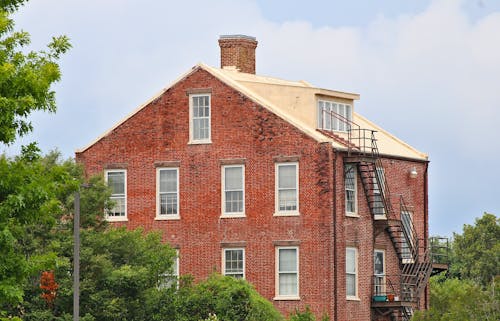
[317,100,352,132]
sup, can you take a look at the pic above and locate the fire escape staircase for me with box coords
[322,110,446,321]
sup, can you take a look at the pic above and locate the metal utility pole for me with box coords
[74,191,80,321]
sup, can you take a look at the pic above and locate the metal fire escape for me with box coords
[321,110,448,321]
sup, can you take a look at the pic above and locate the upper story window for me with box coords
[374,249,386,295]
[346,247,358,299]
[373,166,386,218]
[105,170,127,221]
[221,165,245,217]
[223,248,245,279]
[189,94,211,144]
[317,100,352,132]
[156,168,179,219]
[345,164,357,216]
[275,162,299,216]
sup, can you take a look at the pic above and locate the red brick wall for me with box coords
[77,68,336,317]
[76,67,429,320]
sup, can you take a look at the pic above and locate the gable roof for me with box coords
[76,63,427,161]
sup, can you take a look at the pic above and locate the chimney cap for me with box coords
[219,34,257,41]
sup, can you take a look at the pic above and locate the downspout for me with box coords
[332,148,338,321]
[424,160,429,309]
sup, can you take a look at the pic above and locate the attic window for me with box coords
[189,93,211,144]
[317,100,352,132]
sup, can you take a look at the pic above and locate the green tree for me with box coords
[168,274,283,321]
[412,274,499,321]
[15,226,176,321]
[0,148,109,317]
[451,212,500,286]
[0,0,70,144]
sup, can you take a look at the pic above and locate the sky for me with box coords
[3,0,500,236]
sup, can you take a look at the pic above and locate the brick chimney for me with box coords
[218,35,258,74]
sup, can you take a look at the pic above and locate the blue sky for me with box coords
[3,0,500,236]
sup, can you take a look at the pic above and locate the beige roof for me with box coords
[77,63,427,161]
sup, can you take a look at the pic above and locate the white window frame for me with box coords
[189,93,211,144]
[222,248,245,279]
[345,164,358,217]
[373,166,387,220]
[401,211,415,263]
[317,100,352,132]
[346,247,358,300]
[221,165,245,218]
[374,249,386,295]
[275,246,300,300]
[156,167,180,220]
[104,169,127,222]
[274,162,299,216]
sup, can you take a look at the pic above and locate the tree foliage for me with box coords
[450,212,500,286]
[0,0,70,144]
[0,148,109,316]
[416,212,500,321]
[412,274,499,321]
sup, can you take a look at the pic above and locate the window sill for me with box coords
[106,217,128,222]
[188,139,212,145]
[374,215,387,220]
[347,296,360,301]
[220,213,246,219]
[346,213,360,218]
[155,215,180,221]
[273,212,300,217]
[273,296,301,301]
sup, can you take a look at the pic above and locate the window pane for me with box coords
[279,249,297,272]
[279,190,297,211]
[346,249,355,273]
[318,101,324,128]
[225,249,244,278]
[346,274,356,296]
[108,172,124,194]
[346,191,355,212]
[160,169,177,192]
[225,191,243,213]
[225,167,242,190]
[278,165,296,188]
[374,251,384,275]
[109,196,125,216]
[279,273,298,296]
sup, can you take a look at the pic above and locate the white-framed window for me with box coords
[221,165,245,217]
[159,250,179,289]
[346,247,358,299]
[374,249,386,295]
[345,164,357,216]
[105,170,127,221]
[156,168,179,219]
[275,247,299,300]
[401,211,414,263]
[317,100,352,132]
[222,248,245,278]
[373,166,386,218]
[189,94,211,143]
[275,162,299,216]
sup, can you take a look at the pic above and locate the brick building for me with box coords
[76,35,445,321]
